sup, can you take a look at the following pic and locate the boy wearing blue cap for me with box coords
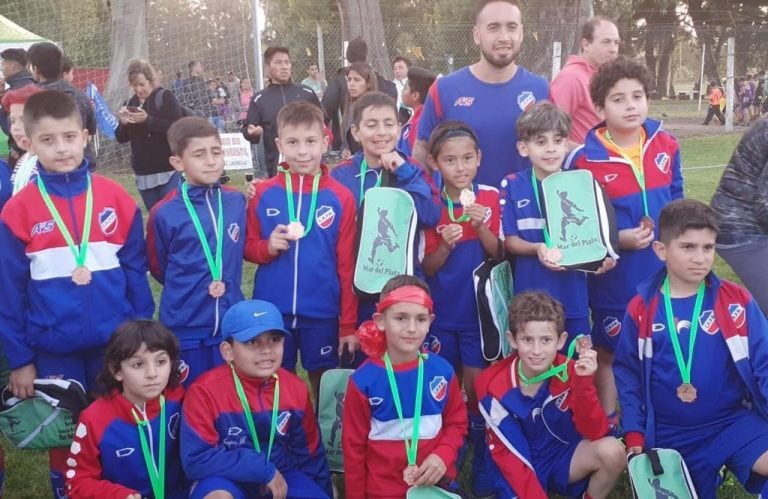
[180,299,332,499]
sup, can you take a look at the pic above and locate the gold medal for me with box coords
[640,216,655,231]
[208,280,226,298]
[547,248,562,263]
[676,383,697,403]
[286,221,305,240]
[575,335,593,355]
[71,266,92,286]
[459,188,476,207]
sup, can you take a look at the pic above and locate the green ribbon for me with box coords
[516,334,585,385]
[181,181,223,281]
[280,167,321,236]
[384,352,424,466]
[530,171,552,248]
[132,395,166,499]
[37,173,93,267]
[444,186,470,223]
[230,363,280,460]
[359,157,382,207]
[605,130,650,218]
[662,276,706,385]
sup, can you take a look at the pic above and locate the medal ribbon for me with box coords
[516,334,585,385]
[359,158,382,207]
[444,187,470,223]
[131,396,166,499]
[181,181,223,281]
[37,174,93,268]
[662,276,705,386]
[530,172,552,248]
[230,363,280,460]
[280,167,321,235]
[605,130,650,218]
[384,352,424,466]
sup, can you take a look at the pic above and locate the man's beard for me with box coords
[480,44,520,69]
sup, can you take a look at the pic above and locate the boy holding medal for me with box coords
[343,275,467,499]
[0,90,155,496]
[181,299,332,499]
[147,116,247,385]
[614,199,768,498]
[475,291,626,499]
[245,102,358,397]
[564,56,683,418]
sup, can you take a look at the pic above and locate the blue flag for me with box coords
[86,82,117,140]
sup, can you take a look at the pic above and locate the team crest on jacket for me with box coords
[655,153,670,174]
[422,335,441,354]
[99,207,118,235]
[517,91,535,112]
[168,413,180,439]
[429,376,448,402]
[699,310,720,335]
[276,411,291,435]
[603,316,621,337]
[178,360,190,383]
[315,205,336,229]
[228,223,240,243]
[729,303,746,328]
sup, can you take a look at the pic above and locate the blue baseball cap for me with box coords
[221,300,290,342]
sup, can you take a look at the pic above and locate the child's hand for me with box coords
[268,225,292,255]
[536,243,565,271]
[128,108,148,124]
[9,364,36,399]
[413,454,447,487]
[628,446,643,455]
[573,348,597,377]
[117,107,131,125]
[246,178,265,202]
[594,257,616,275]
[440,224,463,249]
[380,151,405,172]
[246,124,263,138]
[265,469,287,499]
[618,226,653,250]
[125,494,141,499]
[339,335,359,356]
[464,203,488,229]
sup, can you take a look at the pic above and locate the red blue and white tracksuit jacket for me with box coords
[66,386,186,498]
[342,354,468,499]
[0,162,155,369]
[147,182,246,340]
[245,165,358,336]
[475,354,609,499]
[564,118,684,311]
[180,365,331,495]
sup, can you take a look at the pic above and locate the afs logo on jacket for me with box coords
[603,316,622,337]
[276,411,292,436]
[699,310,720,335]
[31,220,54,237]
[429,376,447,402]
[729,303,746,328]
[315,205,336,229]
[99,207,118,235]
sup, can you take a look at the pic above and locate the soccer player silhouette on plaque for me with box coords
[558,189,588,242]
[648,477,680,499]
[368,208,400,263]
[329,391,345,445]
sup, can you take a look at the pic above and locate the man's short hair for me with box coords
[0,84,44,113]
[167,116,220,157]
[392,56,412,68]
[590,56,653,109]
[472,0,520,23]
[61,54,74,73]
[351,91,397,127]
[516,101,571,141]
[27,42,63,81]
[346,38,368,64]
[406,67,436,106]
[658,199,719,244]
[264,46,290,65]
[581,15,616,42]
[277,101,324,133]
[508,291,565,337]
[23,90,82,136]
[0,48,27,68]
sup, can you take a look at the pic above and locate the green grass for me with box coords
[3,134,758,498]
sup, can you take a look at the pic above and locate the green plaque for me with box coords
[627,448,697,499]
[406,485,462,499]
[490,261,514,358]
[317,368,354,472]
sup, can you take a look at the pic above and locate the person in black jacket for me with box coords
[0,48,36,166]
[115,59,184,211]
[322,37,397,151]
[241,46,322,177]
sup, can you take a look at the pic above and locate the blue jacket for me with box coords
[0,159,10,211]
[0,162,155,369]
[147,182,246,340]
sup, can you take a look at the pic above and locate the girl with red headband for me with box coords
[342,275,468,498]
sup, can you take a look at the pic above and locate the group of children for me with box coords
[2,46,768,499]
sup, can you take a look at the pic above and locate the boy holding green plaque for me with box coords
[615,199,768,498]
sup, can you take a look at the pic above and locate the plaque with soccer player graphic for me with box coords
[541,170,619,272]
[354,187,417,299]
[317,369,354,472]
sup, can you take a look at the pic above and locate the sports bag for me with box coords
[317,369,353,473]
[627,448,697,499]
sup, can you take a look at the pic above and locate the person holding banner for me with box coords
[116,59,184,211]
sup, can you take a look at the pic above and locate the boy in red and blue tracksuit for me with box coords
[614,199,768,498]
[147,118,247,385]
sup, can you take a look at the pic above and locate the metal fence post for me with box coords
[725,37,734,132]
[551,41,562,80]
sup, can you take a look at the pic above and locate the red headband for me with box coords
[376,285,433,314]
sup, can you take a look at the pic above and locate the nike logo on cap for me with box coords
[253,312,267,318]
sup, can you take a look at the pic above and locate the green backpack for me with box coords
[354,187,417,300]
[628,448,697,499]
[474,258,514,361]
[317,369,354,472]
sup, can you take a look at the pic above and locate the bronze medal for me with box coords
[676,383,697,403]
[459,188,476,207]
[640,216,655,231]
[575,335,593,355]
[208,280,226,298]
[286,221,305,240]
[547,248,562,263]
[71,266,92,286]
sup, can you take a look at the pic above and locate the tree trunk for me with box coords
[338,0,391,78]
[656,33,675,97]
[105,0,149,109]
